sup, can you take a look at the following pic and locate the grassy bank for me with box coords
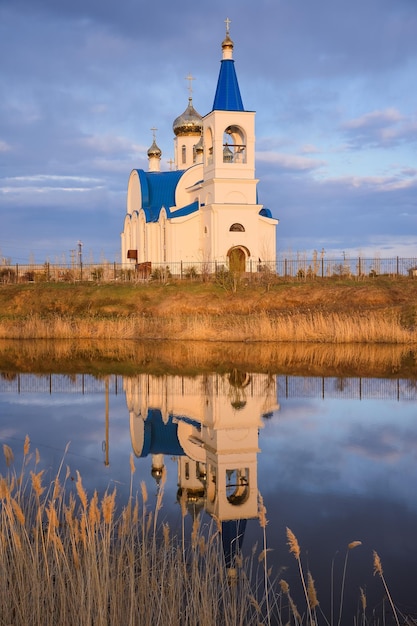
[0,278,416,343]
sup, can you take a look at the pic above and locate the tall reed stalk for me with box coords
[373,550,401,626]
[258,492,271,626]
[337,540,362,626]
[286,527,314,625]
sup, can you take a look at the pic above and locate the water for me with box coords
[1,360,417,622]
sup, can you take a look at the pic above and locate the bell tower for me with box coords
[199,19,267,269]
[201,19,258,205]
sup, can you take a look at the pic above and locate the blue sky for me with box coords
[1,0,416,264]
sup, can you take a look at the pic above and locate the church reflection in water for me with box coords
[124,371,279,565]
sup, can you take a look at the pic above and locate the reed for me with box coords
[0,442,412,625]
[0,442,268,626]
[0,309,416,344]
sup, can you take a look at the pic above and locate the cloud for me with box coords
[301,144,320,154]
[1,0,417,261]
[342,108,417,148]
[75,135,143,157]
[0,140,11,152]
[324,173,417,192]
[344,108,404,130]
[256,151,326,172]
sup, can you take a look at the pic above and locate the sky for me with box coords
[1,0,417,264]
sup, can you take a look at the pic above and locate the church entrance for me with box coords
[228,247,246,273]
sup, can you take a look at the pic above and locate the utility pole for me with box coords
[77,241,83,267]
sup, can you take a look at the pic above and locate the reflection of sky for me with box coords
[1,381,417,617]
[0,391,186,523]
[260,398,417,508]
[0,393,134,496]
[256,396,417,617]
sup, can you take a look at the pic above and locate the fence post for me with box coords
[47,262,50,282]
[180,260,183,280]
[114,261,116,281]
[284,258,288,278]
[396,256,399,277]
[321,257,324,278]
[16,263,19,284]
[80,262,83,282]
[358,257,361,278]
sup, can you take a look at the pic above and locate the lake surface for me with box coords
[1,360,417,622]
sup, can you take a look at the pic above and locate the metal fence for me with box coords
[1,256,417,284]
[1,373,416,401]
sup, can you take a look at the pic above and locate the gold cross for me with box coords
[225,17,231,34]
[167,158,174,171]
[185,73,195,98]
[150,127,157,141]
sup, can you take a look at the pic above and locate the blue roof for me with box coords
[134,169,199,223]
[139,409,183,457]
[212,60,244,111]
[138,409,201,458]
[171,200,199,218]
[259,207,273,218]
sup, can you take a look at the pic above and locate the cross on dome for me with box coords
[225,17,231,35]
[185,74,195,99]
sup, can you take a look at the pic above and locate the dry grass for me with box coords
[0,309,416,344]
[1,443,414,626]
[0,441,265,626]
[0,279,416,344]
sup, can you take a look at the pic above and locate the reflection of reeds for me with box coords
[0,339,416,380]
[1,310,417,344]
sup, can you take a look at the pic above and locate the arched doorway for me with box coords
[228,247,247,272]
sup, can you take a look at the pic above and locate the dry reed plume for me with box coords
[283,529,408,626]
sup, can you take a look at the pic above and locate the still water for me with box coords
[1,361,417,621]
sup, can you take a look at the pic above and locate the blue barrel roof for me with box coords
[138,409,201,458]
[134,169,199,222]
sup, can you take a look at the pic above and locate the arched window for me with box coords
[229,223,245,232]
[181,145,186,164]
[205,127,214,165]
[223,125,246,163]
[226,468,250,505]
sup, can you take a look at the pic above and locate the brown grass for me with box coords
[0,278,416,344]
[0,309,416,344]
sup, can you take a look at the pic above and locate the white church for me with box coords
[121,20,278,274]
